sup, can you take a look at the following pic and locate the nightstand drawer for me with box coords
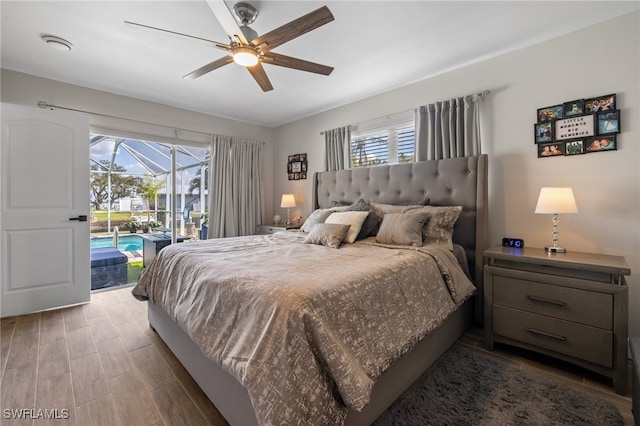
[493,305,613,367]
[493,275,612,330]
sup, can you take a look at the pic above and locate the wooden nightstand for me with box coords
[256,224,300,234]
[483,246,630,394]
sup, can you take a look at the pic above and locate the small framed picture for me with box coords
[597,110,620,135]
[291,161,302,173]
[555,114,595,140]
[534,122,554,143]
[538,142,565,158]
[584,94,616,113]
[585,135,617,153]
[537,105,563,122]
[563,99,585,117]
[564,139,585,156]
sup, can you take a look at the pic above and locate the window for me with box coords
[350,115,415,168]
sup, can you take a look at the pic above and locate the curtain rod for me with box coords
[320,89,491,135]
[37,101,214,138]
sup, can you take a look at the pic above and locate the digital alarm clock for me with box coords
[502,238,525,248]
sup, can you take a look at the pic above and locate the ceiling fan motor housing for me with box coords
[234,2,258,25]
[240,25,258,44]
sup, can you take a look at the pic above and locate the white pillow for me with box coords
[324,211,369,244]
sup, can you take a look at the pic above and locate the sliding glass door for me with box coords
[89,133,209,289]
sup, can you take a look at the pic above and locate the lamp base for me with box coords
[545,246,567,253]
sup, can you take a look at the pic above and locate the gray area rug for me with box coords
[374,345,623,426]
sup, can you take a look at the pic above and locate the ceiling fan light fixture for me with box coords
[233,46,259,67]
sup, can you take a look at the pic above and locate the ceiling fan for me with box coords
[125,1,335,92]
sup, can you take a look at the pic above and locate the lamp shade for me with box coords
[534,187,578,214]
[280,194,296,208]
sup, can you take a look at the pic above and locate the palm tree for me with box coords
[188,166,208,194]
[352,134,388,167]
[138,177,165,223]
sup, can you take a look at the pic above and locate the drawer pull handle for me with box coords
[526,327,567,341]
[526,295,567,307]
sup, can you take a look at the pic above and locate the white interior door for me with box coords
[1,103,90,317]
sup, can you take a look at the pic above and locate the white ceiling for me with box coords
[2,1,638,128]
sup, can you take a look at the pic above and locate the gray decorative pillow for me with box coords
[395,197,430,206]
[375,212,430,246]
[303,223,351,248]
[370,202,463,250]
[345,198,382,239]
[300,209,334,233]
[370,201,428,217]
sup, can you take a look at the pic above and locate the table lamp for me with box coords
[534,187,578,253]
[280,194,296,226]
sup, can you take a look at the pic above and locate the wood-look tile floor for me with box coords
[0,285,634,425]
[0,285,228,426]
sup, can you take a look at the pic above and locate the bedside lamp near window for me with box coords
[280,194,296,226]
[534,187,578,253]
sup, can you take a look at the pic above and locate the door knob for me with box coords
[69,215,88,222]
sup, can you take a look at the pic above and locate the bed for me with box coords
[133,154,488,425]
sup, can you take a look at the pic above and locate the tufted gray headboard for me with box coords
[312,154,488,323]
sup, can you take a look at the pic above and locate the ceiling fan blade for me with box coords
[252,6,334,52]
[206,0,249,44]
[124,21,230,51]
[183,56,234,79]
[246,63,274,92]
[264,52,333,76]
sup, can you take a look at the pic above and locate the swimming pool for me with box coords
[90,234,143,252]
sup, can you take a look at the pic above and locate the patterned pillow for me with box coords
[375,212,430,246]
[421,205,463,249]
[304,223,351,249]
[324,211,370,244]
[345,198,382,239]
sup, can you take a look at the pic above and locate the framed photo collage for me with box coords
[287,153,308,180]
[534,94,620,158]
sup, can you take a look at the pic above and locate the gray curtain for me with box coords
[415,95,481,161]
[324,126,350,171]
[208,135,264,238]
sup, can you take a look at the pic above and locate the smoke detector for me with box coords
[42,35,73,51]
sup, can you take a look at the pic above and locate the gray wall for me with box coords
[0,70,277,220]
[272,12,640,340]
